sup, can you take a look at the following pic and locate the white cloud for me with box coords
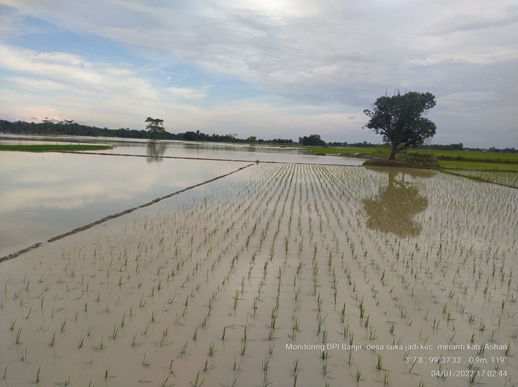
[0,0,516,147]
[0,44,161,117]
[0,42,363,138]
[166,87,208,100]
[439,91,501,104]
[5,0,515,105]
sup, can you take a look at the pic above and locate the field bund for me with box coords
[1,164,517,387]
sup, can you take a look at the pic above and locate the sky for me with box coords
[0,0,517,148]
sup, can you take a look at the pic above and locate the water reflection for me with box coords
[362,168,435,237]
[1,135,366,165]
[0,151,247,257]
[146,141,167,162]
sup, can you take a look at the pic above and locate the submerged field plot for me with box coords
[443,169,518,188]
[1,164,517,387]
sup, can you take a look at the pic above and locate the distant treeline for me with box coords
[1,120,515,152]
[416,143,517,153]
[327,141,467,150]
[327,141,378,148]
[0,120,293,145]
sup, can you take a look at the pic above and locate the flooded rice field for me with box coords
[98,141,364,165]
[0,134,365,165]
[1,164,517,387]
[0,151,247,258]
[444,169,518,188]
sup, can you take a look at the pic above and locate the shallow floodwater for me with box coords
[0,151,247,257]
[1,165,516,387]
[1,134,365,165]
[100,141,364,165]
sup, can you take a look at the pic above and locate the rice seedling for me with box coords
[208,340,217,356]
[383,370,390,385]
[112,324,119,340]
[376,355,383,370]
[15,328,22,345]
[60,318,67,332]
[191,371,205,387]
[356,367,363,382]
[180,340,189,356]
[221,325,227,341]
[142,352,153,367]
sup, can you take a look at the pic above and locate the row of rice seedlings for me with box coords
[1,164,516,386]
[439,160,518,172]
[444,169,518,188]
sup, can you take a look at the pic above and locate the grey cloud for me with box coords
[1,0,517,147]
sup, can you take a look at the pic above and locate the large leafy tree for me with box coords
[299,134,326,146]
[363,91,436,159]
[145,117,166,140]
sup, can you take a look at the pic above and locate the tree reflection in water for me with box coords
[362,168,436,237]
[146,141,167,163]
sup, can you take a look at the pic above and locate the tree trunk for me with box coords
[389,144,397,160]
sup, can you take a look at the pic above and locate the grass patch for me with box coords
[0,145,112,152]
[437,160,518,171]
[362,151,438,169]
[299,145,518,164]
[363,159,437,169]
[300,146,518,181]
[432,150,518,163]
[437,158,518,188]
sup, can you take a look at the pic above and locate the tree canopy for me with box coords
[299,134,326,147]
[145,117,166,140]
[363,91,437,159]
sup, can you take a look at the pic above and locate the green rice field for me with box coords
[438,161,518,172]
[444,169,518,188]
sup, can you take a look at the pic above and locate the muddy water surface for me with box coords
[0,151,247,257]
[1,165,516,387]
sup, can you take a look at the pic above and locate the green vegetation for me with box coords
[301,145,518,163]
[1,119,294,144]
[299,145,518,187]
[435,153,518,188]
[299,134,326,146]
[0,144,111,152]
[434,151,518,163]
[437,160,518,171]
[444,170,518,188]
[299,146,379,156]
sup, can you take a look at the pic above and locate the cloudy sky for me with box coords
[0,0,516,147]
